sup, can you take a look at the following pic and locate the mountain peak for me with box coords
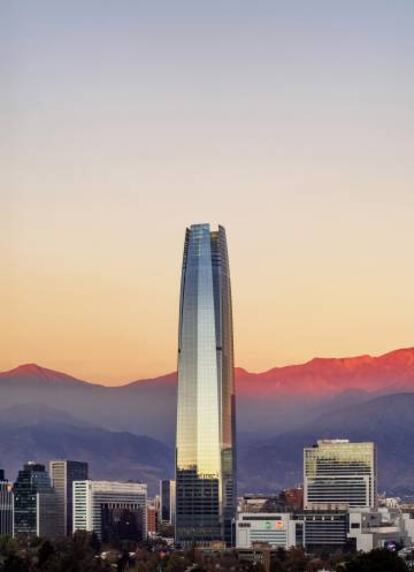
[0,363,91,387]
[14,363,44,373]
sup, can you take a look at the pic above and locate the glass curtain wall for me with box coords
[176,224,236,546]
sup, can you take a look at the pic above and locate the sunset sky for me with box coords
[2,1,414,384]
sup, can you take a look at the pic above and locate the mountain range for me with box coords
[1,347,414,494]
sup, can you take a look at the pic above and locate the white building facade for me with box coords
[236,513,298,549]
[73,480,147,541]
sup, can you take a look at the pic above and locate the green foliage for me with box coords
[344,548,408,572]
[0,533,110,572]
[0,537,410,572]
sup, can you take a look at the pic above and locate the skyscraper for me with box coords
[175,223,236,547]
[50,460,89,536]
[304,439,377,510]
[13,462,62,538]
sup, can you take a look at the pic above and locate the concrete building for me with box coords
[348,507,414,552]
[304,440,376,510]
[236,507,414,554]
[73,480,147,542]
[236,513,298,549]
[50,460,88,536]
[236,511,349,552]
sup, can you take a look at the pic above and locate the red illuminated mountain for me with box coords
[1,347,414,442]
[234,347,414,396]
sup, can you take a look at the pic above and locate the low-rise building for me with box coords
[236,513,297,549]
[237,509,412,553]
[73,480,147,542]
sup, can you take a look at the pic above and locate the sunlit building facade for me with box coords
[176,224,236,546]
[304,440,377,510]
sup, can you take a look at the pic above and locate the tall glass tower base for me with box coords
[175,224,236,547]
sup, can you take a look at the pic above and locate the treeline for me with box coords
[0,534,410,572]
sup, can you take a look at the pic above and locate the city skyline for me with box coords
[1,1,414,567]
[2,1,414,384]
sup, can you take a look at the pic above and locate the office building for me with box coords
[236,513,298,549]
[237,508,414,554]
[13,462,62,538]
[50,459,88,535]
[294,511,349,551]
[147,501,158,537]
[176,224,236,546]
[304,440,376,510]
[236,511,349,552]
[160,480,176,525]
[0,471,13,536]
[73,480,147,542]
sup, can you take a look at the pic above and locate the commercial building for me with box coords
[147,501,158,537]
[237,507,414,554]
[294,511,349,551]
[304,440,376,510]
[13,462,62,538]
[236,513,298,549]
[348,507,414,552]
[73,480,147,542]
[236,511,349,552]
[0,470,13,536]
[49,459,88,535]
[160,480,176,525]
[176,224,236,547]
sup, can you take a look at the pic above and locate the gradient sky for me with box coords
[1,0,414,384]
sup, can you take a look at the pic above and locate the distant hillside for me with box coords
[1,348,414,440]
[0,404,172,494]
[239,392,414,495]
[0,364,177,443]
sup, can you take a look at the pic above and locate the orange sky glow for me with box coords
[2,1,414,385]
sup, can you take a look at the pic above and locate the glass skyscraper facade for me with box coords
[13,462,62,538]
[176,224,236,547]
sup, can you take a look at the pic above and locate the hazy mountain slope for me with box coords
[1,348,414,442]
[0,364,177,442]
[0,404,172,494]
[239,393,414,495]
[1,393,414,495]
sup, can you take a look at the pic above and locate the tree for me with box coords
[345,548,408,572]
